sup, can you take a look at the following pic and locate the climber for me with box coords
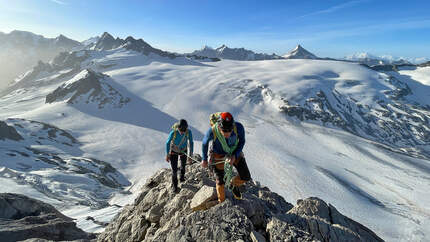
[201,112,251,202]
[166,119,194,192]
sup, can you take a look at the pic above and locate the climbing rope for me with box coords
[223,158,234,191]
[182,153,234,191]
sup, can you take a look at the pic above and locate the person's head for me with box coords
[178,119,188,134]
[218,112,234,138]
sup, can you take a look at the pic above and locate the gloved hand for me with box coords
[165,155,170,162]
[228,155,236,166]
[201,160,208,168]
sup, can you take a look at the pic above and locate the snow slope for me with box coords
[0,48,429,241]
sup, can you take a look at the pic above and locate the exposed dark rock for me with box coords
[419,61,430,67]
[45,69,130,108]
[0,193,94,242]
[0,121,23,141]
[97,160,383,242]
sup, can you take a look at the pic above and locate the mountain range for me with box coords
[1,30,429,92]
[0,31,429,241]
[0,30,82,90]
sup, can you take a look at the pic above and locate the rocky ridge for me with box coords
[190,45,284,61]
[0,193,94,242]
[97,160,383,242]
[93,32,176,58]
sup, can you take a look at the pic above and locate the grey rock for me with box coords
[0,121,23,141]
[0,193,94,242]
[98,163,383,242]
[283,197,384,242]
[190,185,217,211]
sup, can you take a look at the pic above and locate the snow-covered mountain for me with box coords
[344,52,426,66]
[283,45,319,59]
[0,118,130,210]
[0,30,82,91]
[190,45,283,60]
[0,35,429,240]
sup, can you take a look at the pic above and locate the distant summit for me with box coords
[344,52,418,66]
[283,45,318,59]
[90,32,176,58]
[0,30,83,90]
[0,30,81,50]
[190,44,283,61]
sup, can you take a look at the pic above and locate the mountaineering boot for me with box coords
[232,186,242,200]
[172,174,179,193]
[216,184,225,203]
[172,184,179,193]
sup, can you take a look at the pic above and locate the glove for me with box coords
[201,160,208,168]
[165,155,170,162]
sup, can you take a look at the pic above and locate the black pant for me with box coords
[169,152,186,188]
[211,155,251,185]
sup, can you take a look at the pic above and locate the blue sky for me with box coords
[1,0,429,58]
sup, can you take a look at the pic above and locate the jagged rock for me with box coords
[0,193,94,242]
[190,185,218,211]
[97,161,383,242]
[0,121,23,141]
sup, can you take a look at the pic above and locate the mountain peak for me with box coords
[100,32,114,40]
[283,45,318,59]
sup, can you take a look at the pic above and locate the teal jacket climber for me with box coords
[166,129,194,155]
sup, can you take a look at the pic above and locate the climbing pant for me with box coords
[169,151,187,188]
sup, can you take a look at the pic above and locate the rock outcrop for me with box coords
[98,160,383,241]
[0,193,94,242]
[0,121,23,141]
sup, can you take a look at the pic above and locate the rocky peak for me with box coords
[94,32,123,51]
[98,159,383,241]
[283,45,318,59]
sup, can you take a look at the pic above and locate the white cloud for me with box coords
[300,0,366,18]
[50,0,67,5]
